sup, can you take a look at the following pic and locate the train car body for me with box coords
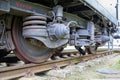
[0,0,118,63]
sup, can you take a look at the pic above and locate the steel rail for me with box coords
[0,50,113,79]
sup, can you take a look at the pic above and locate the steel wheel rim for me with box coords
[12,17,53,63]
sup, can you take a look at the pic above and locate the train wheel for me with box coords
[12,17,54,63]
[85,46,97,54]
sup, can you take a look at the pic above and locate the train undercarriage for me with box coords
[0,0,117,63]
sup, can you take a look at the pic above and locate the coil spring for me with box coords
[23,15,47,29]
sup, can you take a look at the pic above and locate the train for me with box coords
[0,0,118,63]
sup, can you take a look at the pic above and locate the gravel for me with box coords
[19,53,120,80]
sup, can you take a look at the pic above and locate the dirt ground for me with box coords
[19,53,120,80]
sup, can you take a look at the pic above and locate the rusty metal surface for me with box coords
[0,50,113,79]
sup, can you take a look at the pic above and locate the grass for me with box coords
[112,59,120,69]
[114,50,120,53]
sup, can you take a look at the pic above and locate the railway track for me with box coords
[0,50,113,80]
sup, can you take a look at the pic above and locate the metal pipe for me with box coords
[116,0,120,26]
